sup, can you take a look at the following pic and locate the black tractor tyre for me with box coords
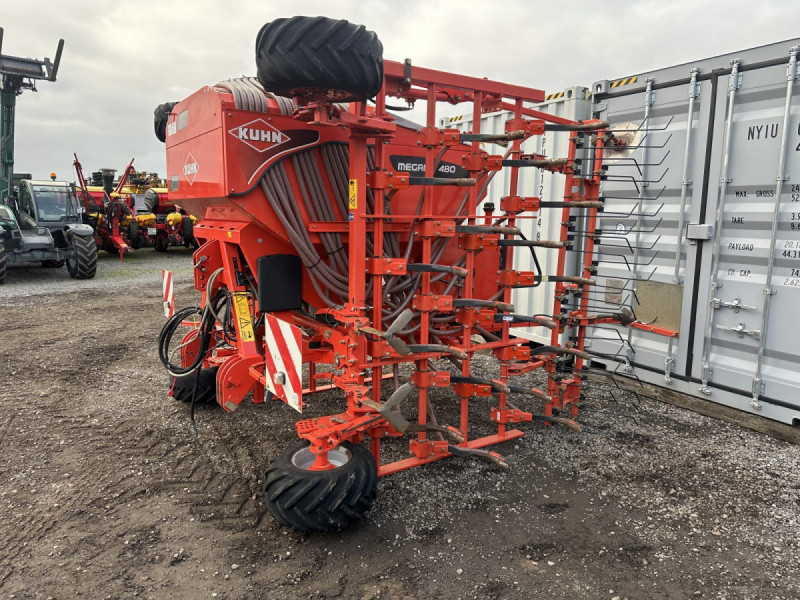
[154,234,168,252]
[154,102,178,143]
[0,238,6,284]
[66,235,98,279]
[170,367,219,405]
[255,16,383,102]
[180,216,196,248]
[42,259,65,268]
[127,220,142,250]
[264,441,378,532]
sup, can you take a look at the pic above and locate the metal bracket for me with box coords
[752,377,766,397]
[686,223,713,243]
[715,322,761,339]
[711,296,755,312]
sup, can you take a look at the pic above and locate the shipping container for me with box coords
[444,38,800,425]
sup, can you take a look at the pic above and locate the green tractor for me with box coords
[0,28,97,284]
[0,178,96,283]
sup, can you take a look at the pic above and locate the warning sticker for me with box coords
[232,292,255,343]
[348,179,358,210]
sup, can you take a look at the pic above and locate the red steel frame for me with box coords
[168,58,614,475]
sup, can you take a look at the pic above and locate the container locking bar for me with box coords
[711,297,756,312]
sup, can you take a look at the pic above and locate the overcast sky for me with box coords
[2,0,799,181]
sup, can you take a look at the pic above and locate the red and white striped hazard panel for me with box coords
[263,314,303,412]
[162,270,174,318]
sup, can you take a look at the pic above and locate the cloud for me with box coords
[2,0,799,181]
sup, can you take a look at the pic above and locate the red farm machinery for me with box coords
[156,16,637,531]
[73,157,198,258]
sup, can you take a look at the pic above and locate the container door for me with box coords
[588,73,715,381]
[692,54,800,410]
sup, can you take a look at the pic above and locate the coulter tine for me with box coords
[507,386,551,402]
[386,308,415,336]
[452,299,514,312]
[448,445,509,470]
[407,344,468,359]
[455,224,521,235]
[530,415,583,433]
[406,263,468,278]
[387,337,411,356]
[409,176,475,187]
[382,382,415,413]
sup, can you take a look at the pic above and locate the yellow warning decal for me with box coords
[610,76,638,89]
[232,292,255,343]
[348,179,358,210]
[448,115,465,123]
[545,91,565,101]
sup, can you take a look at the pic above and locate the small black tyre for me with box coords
[154,234,168,252]
[66,235,98,279]
[127,219,142,250]
[154,101,178,143]
[255,16,383,102]
[170,367,218,404]
[0,238,6,284]
[265,441,377,532]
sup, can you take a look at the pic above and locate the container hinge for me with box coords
[711,296,756,312]
[688,69,700,98]
[729,59,742,90]
[715,322,761,339]
[787,47,798,81]
[644,78,655,106]
[664,356,675,384]
[752,377,766,398]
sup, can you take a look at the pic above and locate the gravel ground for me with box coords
[0,249,798,599]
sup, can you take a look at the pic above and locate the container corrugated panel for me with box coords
[440,88,592,344]
[589,38,800,424]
